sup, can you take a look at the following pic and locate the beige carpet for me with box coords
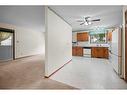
[0,55,75,89]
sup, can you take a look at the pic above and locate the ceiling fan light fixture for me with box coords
[85,22,88,25]
[83,19,86,22]
[88,21,92,25]
[77,16,100,26]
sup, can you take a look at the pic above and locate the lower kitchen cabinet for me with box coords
[91,47,109,59]
[72,47,83,56]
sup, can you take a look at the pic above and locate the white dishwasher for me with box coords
[83,47,91,57]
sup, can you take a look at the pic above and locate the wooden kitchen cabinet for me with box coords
[72,47,83,56]
[91,47,109,59]
[77,32,89,41]
[107,32,112,41]
[72,47,77,56]
[103,48,109,58]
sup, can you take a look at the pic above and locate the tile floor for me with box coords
[51,56,127,89]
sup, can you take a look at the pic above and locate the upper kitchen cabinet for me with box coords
[107,31,112,42]
[77,32,89,41]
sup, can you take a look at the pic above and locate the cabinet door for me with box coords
[91,47,97,57]
[107,32,112,41]
[93,47,102,58]
[72,47,77,56]
[77,33,82,41]
[97,47,104,58]
[76,47,83,56]
[103,48,109,59]
[92,47,98,57]
[77,32,88,41]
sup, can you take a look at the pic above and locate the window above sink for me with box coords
[89,27,107,44]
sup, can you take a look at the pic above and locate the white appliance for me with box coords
[83,47,91,57]
[110,27,122,75]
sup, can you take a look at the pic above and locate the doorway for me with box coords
[0,28,15,62]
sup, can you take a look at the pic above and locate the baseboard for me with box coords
[45,59,72,78]
[15,54,43,60]
[0,58,13,63]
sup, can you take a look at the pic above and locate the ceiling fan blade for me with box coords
[92,19,100,21]
[80,22,85,25]
[77,20,84,22]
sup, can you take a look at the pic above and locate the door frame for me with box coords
[125,11,127,81]
[0,27,15,60]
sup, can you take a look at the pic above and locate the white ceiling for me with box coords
[0,6,122,32]
[0,6,45,32]
[50,6,123,31]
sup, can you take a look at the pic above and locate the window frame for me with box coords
[90,32,108,44]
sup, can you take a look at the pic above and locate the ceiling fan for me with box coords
[77,16,100,25]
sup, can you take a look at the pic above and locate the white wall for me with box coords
[45,7,72,77]
[72,32,77,42]
[0,23,45,58]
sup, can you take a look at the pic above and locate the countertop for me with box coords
[72,44,110,48]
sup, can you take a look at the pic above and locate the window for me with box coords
[89,27,107,44]
[90,33,107,44]
[0,32,12,46]
[1,36,12,46]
